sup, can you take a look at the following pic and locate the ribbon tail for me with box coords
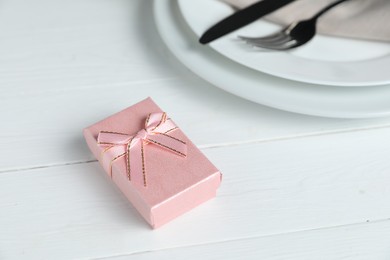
[129,139,147,187]
[146,133,187,157]
[100,145,127,178]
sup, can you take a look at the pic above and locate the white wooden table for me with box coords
[1,0,390,259]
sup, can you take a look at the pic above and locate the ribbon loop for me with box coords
[98,112,186,187]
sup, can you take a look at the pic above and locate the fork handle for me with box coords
[311,0,349,20]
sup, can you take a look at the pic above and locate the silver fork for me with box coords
[239,0,349,50]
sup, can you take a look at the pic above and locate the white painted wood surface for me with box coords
[1,0,390,259]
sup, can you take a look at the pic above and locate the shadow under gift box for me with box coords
[83,97,222,229]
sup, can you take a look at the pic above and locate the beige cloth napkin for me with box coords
[223,0,390,42]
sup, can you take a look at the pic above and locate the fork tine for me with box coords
[243,34,293,48]
[250,43,296,50]
[239,31,285,43]
[246,38,298,50]
[253,35,291,45]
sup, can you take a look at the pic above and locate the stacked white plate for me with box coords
[154,0,390,118]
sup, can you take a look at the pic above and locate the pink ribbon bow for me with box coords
[97,112,187,187]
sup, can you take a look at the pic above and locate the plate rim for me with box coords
[153,0,390,118]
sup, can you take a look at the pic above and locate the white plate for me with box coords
[178,0,390,87]
[153,0,390,118]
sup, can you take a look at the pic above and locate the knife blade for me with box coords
[199,0,297,44]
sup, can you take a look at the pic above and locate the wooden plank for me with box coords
[109,220,390,260]
[1,127,390,259]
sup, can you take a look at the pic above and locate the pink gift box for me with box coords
[83,97,222,228]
